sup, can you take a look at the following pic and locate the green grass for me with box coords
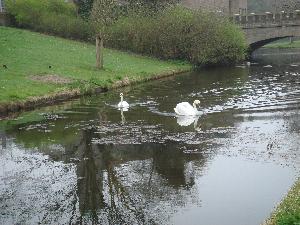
[264,179,300,225]
[264,40,300,49]
[0,26,191,105]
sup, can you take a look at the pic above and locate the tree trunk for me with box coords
[96,34,104,69]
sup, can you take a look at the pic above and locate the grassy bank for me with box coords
[264,179,300,225]
[0,26,191,115]
[6,0,247,67]
[264,40,300,49]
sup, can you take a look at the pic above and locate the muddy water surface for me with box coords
[0,49,299,225]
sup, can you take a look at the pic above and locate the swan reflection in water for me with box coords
[176,116,201,131]
[119,107,128,124]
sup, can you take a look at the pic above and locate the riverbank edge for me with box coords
[263,43,300,49]
[262,178,300,225]
[0,68,191,118]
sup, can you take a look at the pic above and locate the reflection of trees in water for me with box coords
[0,130,6,150]
[2,105,231,223]
[75,131,105,223]
[1,68,246,223]
[55,129,208,224]
[153,142,195,188]
[253,49,300,66]
[287,110,300,132]
[67,130,148,224]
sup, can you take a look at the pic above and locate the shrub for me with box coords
[6,0,246,66]
[38,13,93,40]
[107,6,247,66]
[5,0,94,41]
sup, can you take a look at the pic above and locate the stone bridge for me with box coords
[232,11,300,52]
[0,0,9,26]
[0,12,9,26]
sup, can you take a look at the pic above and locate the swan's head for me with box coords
[193,100,200,105]
[120,93,124,97]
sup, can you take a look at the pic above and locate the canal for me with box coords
[0,48,299,225]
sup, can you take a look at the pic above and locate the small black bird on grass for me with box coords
[49,65,52,69]
[3,65,7,69]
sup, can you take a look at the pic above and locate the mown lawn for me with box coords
[264,40,300,49]
[0,27,191,105]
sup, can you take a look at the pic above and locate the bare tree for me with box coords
[91,0,117,69]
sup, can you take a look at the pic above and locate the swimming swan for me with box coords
[117,93,129,108]
[174,100,201,116]
[177,115,201,131]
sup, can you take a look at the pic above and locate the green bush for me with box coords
[5,0,93,41]
[6,0,246,66]
[107,6,247,66]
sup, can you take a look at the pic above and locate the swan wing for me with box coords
[174,102,196,116]
[177,116,195,126]
[122,101,129,108]
[118,101,129,108]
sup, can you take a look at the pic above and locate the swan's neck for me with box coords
[120,96,123,103]
[193,103,197,110]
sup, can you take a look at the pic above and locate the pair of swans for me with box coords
[118,93,202,116]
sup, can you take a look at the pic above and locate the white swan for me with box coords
[174,100,201,116]
[177,116,197,127]
[177,116,201,131]
[117,93,129,108]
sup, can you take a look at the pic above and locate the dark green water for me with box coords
[0,49,299,225]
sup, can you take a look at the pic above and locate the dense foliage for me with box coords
[5,0,93,40]
[74,0,95,19]
[6,0,246,66]
[107,6,247,66]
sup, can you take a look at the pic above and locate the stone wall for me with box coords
[230,0,248,14]
[181,0,248,15]
[0,0,5,12]
[248,0,300,13]
[0,12,10,26]
[182,0,228,13]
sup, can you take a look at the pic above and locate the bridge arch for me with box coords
[234,12,300,53]
[244,26,300,52]
[249,37,291,51]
